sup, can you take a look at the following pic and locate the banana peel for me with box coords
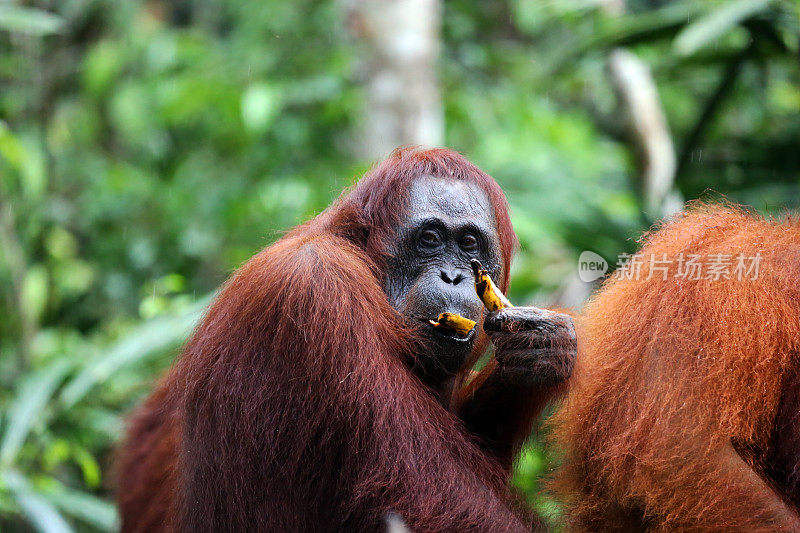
[428,261,509,338]
[471,259,512,311]
[429,312,477,338]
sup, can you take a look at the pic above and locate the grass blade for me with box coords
[59,297,210,409]
[674,0,773,56]
[41,480,119,532]
[1,360,72,465]
[3,470,74,533]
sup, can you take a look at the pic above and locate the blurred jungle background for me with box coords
[1,0,798,530]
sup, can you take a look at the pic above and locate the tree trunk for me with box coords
[346,0,443,160]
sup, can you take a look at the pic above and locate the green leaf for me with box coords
[71,446,101,488]
[21,264,49,325]
[241,83,282,133]
[2,470,74,533]
[59,297,211,408]
[83,40,124,98]
[1,360,72,466]
[0,120,25,172]
[674,0,773,56]
[18,136,47,199]
[0,6,64,36]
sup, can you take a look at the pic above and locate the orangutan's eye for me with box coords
[419,230,442,248]
[459,234,478,251]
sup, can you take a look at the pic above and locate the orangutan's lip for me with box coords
[423,320,476,343]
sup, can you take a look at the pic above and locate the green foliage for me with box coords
[0,0,797,530]
[512,431,565,530]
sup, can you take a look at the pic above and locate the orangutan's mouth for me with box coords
[423,320,476,343]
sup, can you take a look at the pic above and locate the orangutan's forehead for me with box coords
[405,175,495,222]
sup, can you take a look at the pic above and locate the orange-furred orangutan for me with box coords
[551,203,800,531]
[116,147,577,532]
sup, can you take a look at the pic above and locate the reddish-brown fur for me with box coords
[116,147,551,532]
[550,203,800,531]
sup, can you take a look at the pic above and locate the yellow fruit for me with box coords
[471,259,512,311]
[428,312,477,338]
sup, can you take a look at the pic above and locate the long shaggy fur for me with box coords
[116,147,536,532]
[550,203,800,531]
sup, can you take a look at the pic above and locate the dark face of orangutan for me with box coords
[384,176,503,382]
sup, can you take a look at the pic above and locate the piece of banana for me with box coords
[471,259,513,311]
[428,312,477,338]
